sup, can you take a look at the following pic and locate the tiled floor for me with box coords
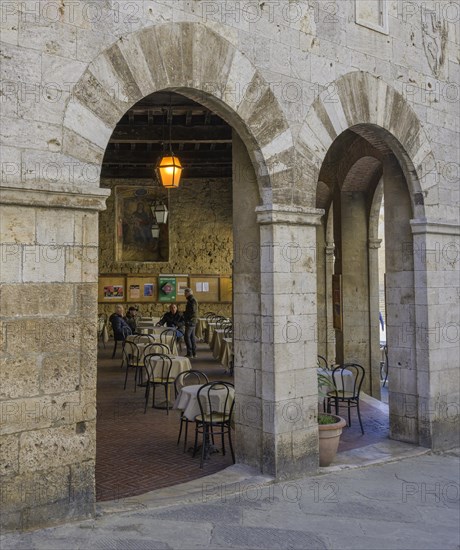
[96,340,390,501]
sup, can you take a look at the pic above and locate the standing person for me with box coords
[183,288,198,358]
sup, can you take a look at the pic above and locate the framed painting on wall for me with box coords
[115,186,169,262]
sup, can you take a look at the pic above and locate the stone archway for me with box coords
[61,22,319,492]
[305,72,457,450]
[62,22,297,207]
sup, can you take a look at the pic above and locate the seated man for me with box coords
[109,305,132,340]
[158,304,185,337]
[125,306,139,334]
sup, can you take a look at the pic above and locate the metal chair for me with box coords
[143,353,174,414]
[122,341,143,391]
[326,363,365,434]
[174,370,209,452]
[112,325,130,360]
[317,355,328,370]
[193,381,235,468]
[160,328,177,354]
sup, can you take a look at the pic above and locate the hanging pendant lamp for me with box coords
[156,98,182,188]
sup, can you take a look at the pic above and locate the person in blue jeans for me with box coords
[183,288,198,358]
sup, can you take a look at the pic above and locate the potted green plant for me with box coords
[317,369,346,467]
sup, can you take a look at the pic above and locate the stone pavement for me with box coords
[2,450,459,550]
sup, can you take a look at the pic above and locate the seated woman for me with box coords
[158,304,185,337]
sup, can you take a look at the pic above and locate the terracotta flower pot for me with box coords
[318,413,346,467]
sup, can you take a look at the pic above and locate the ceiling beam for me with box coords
[110,125,232,144]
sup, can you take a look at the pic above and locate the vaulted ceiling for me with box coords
[101,91,232,180]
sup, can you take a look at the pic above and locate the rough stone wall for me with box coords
[1,0,459,532]
[98,177,233,318]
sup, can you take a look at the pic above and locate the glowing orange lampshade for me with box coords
[156,154,182,189]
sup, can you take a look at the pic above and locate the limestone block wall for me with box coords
[98,177,233,318]
[0,0,459,532]
[0,189,106,530]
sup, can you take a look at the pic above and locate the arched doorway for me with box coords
[305,72,451,449]
[62,21,319,502]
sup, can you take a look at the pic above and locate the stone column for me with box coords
[0,183,109,531]
[324,242,336,364]
[410,220,460,450]
[368,238,382,399]
[340,191,371,394]
[383,159,418,444]
[256,205,323,479]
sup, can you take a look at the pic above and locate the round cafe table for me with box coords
[173,383,235,421]
[145,354,192,409]
[126,332,178,355]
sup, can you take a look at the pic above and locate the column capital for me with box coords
[410,218,460,236]
[0,182,110,211]
[368,238,382,249]
[256,205,324,226]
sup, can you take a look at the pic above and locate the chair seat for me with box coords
[327,390,357,399]
[196,412,230,423]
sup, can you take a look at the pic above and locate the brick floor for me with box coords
[96,341,389,501]
[96,341,234,502]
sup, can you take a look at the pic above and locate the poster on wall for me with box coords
[129,284,140,299]
[158,276,176,302]
[98,276,125,302]
[115,186,169,263]
[332,274,342,331]
[104,285,124,299]
[126,276,157,302]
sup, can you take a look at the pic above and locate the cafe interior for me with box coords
[96,91,390,502]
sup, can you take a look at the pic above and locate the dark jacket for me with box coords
[159,311,184,329]
[183,295,198,325]
[125,312,138,334]
[109,313,132,340]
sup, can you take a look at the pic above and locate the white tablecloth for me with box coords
[210,329,226,359]
[219,337,233,372]
[144,354,191,380]
[126,332,178,355]
[195,318,207,340]
[173,384,235,421]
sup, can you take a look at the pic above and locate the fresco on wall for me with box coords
[115,186,169,262]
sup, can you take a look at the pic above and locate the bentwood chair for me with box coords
[122,341,143,391]
[143,353,174,414]
[174,370,209,452]
[326,363,365,434]
[317,355,328,370]
[113,325,130,360]
[160,328,177,354]
[193,381,235,468]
